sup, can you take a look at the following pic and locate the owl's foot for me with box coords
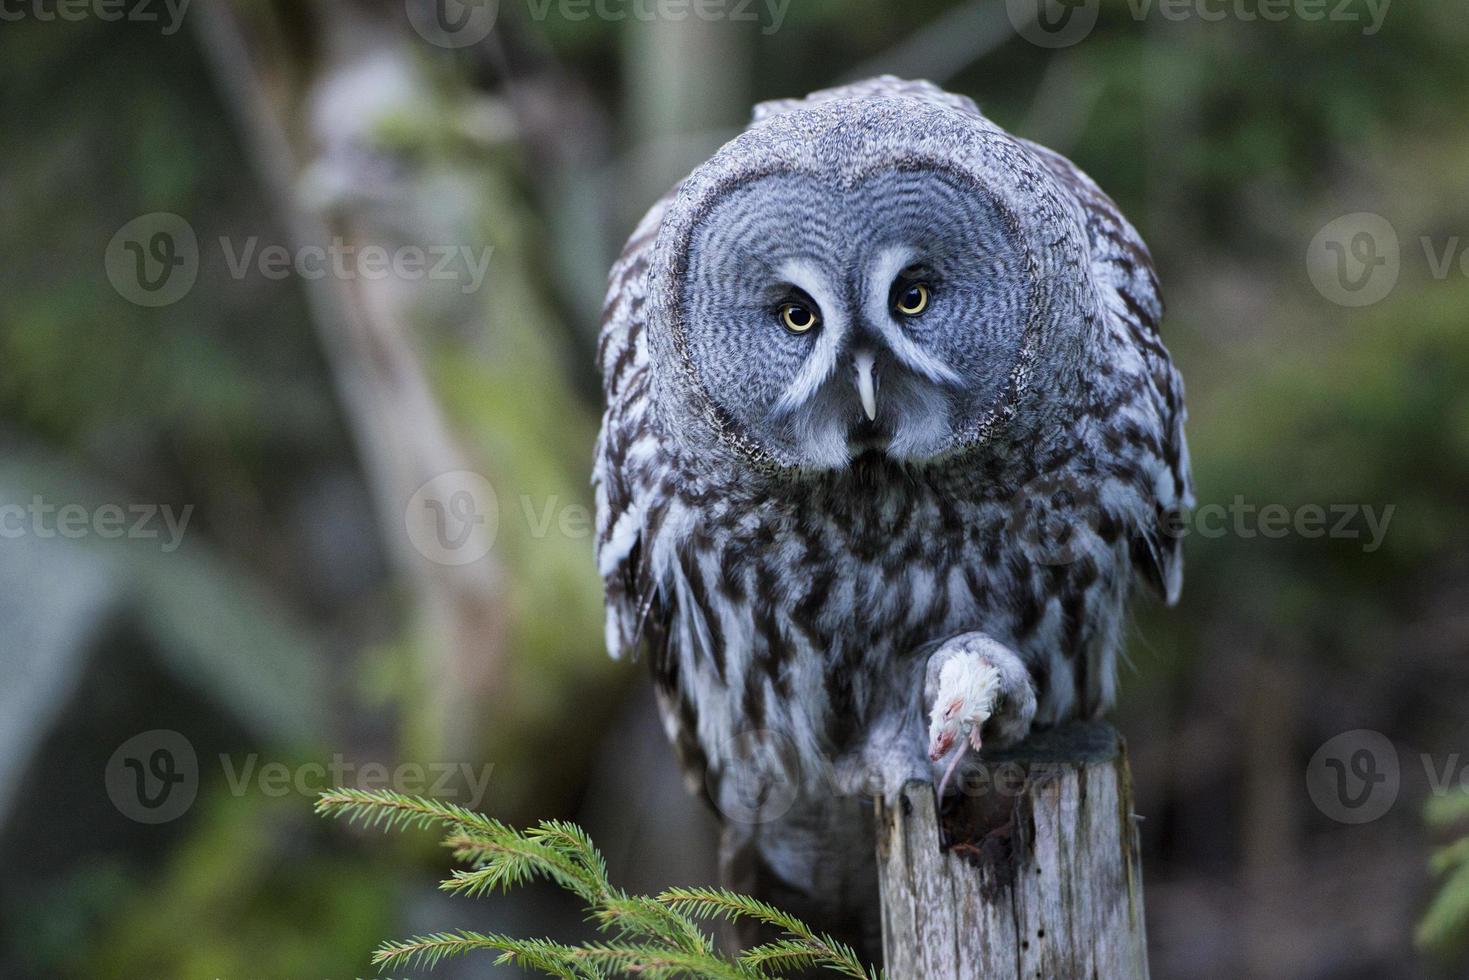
[925,634,1037,797]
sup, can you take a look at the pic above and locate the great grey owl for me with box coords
[593,76,1190,961]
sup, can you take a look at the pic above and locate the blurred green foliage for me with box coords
[1422,791,1469,959]
[81,795,396,979]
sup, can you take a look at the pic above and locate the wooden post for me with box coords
[875,721,1149,979]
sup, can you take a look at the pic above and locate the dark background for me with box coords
[2,1,1467,977]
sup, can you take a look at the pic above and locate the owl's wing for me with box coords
[594,189,677,663]
[595,188,718,798]
[1022,140,1194,605]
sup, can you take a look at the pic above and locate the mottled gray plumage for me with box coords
[593,76,1190,961]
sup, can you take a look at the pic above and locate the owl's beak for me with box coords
[854,350,878,421]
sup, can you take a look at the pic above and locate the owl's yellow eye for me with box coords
[779,302,819,333]
[894,282,931,317]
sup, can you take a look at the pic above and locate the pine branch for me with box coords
[659,887,810,937]
[316,788,506,837]
[318,788,883,978]
[659,887,877,980]
[438,835,602,904]
[593,894,716,956]
[442,827,708,952]
[565,941,758,979]
[738,938,831,973]
[529,820,611,884]
[372,930,592,978]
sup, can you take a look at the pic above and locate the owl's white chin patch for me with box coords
[789,416,856,471]
[784,406,952,471]
[883,391,952,463]
[767,366,954,470]
[885,428,948,463]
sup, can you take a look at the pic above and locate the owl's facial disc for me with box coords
[679,168,1034,471]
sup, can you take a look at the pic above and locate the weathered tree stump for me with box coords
[875,721,1149,979]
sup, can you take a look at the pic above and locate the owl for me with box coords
[593,76,1190,961]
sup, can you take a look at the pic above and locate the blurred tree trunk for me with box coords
[191,1,509,761]
[623,11,753,206]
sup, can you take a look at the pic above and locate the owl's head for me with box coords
[647,94,1097,474]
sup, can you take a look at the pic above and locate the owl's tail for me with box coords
[717,799,884,971]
